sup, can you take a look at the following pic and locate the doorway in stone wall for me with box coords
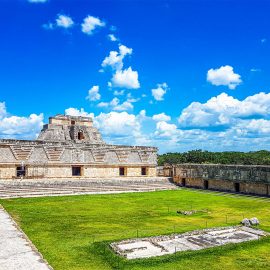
[204,180,209,189]
[182,178,186,187]
[234,182,240,192]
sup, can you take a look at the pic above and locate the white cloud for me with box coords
[152,113,171,122]
[114,101,133,111]
[56,14,74,29]
[28,0,48,3]
[0,102,43,139]
[113,90,125,96]
[97,97,133,111]
[86,85,101,101]
[111,67,140,89]
[155,121,179,138]
[65,108,94,118]
[207,65,242,90]
[95,111,141,139]
[108,34,117,42]
[97,98,119,108]
[63,95,270,153]
[81,15,105,35]
[151,83,169,101]
[178,92,270,128]
[101,44,132,71]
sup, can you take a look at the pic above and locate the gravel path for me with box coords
[0,207,52,270]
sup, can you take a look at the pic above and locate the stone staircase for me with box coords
[0,177,177,199]
[44,146,64,161]
[10,145,34,160]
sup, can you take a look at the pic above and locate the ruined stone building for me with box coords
[0,115,157,179]
[164,164,270,196]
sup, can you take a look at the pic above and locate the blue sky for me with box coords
[1,0,270,153]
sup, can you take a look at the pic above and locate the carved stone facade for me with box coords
[0,115,157,179]
[164,164,270,196]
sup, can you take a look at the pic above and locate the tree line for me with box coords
[158,150,270,166]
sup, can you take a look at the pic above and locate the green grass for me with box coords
[1,189,270,270]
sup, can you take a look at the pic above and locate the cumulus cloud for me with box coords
[111,67,140,89]
[152,113,171,122]
[86,85,101,101]
[56,14,74,29]
[151,83,169,101]
[108,34,118,42]
[178,92,270,128]
[63,94,270,153]
[155,121,179,138]
[81,15,105,35]
[97,97,134,111]
[207,65,242,90]
[0,102,43,139]
[113,90,125,96]
[101,44,132,71]
[114,101,133,111]
[65,108,94,118]
[95,111,141,140]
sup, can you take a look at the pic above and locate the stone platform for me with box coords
[0,177,176,199]
[111,226,269,259]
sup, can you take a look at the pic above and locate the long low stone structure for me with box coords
[0,114,157,180]
[164,164,270,196]
[111,226,268,259]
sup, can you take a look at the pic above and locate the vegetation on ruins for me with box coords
[158,150,270,165]
[1,189,270,270]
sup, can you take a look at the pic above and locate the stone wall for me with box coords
[0,163,156,180]
[166,164,270,196]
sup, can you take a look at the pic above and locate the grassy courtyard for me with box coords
[1,189,270,270]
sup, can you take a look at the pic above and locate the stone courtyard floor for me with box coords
[111,226,269,259]
[0,207,52,270]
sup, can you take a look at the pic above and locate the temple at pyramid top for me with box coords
[37,114,104,144]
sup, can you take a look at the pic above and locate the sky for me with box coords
[1,0,270,153]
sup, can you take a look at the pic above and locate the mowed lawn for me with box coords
[1,189,270,270]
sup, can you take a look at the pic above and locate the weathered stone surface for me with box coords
[166,164,270,196]
[111,226,269,259]
[241,218,251,226]
[250,217,259,226]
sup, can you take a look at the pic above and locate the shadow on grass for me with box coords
[89,236,270,270]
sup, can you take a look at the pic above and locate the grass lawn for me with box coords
[1,189,270,270]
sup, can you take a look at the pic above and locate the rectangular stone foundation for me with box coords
[111,226,269,259]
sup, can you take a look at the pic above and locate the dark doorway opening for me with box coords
[141,167,147,176]
[234,182,240,192]
[16,166,26,177]
[182,178,186,187]
[72,166,82,176]
[204,180,209,189]
[71,120,75,125]
[78,131,84,140]
[119,167,125,176]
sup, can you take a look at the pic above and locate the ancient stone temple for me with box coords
[0,115,157,179]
